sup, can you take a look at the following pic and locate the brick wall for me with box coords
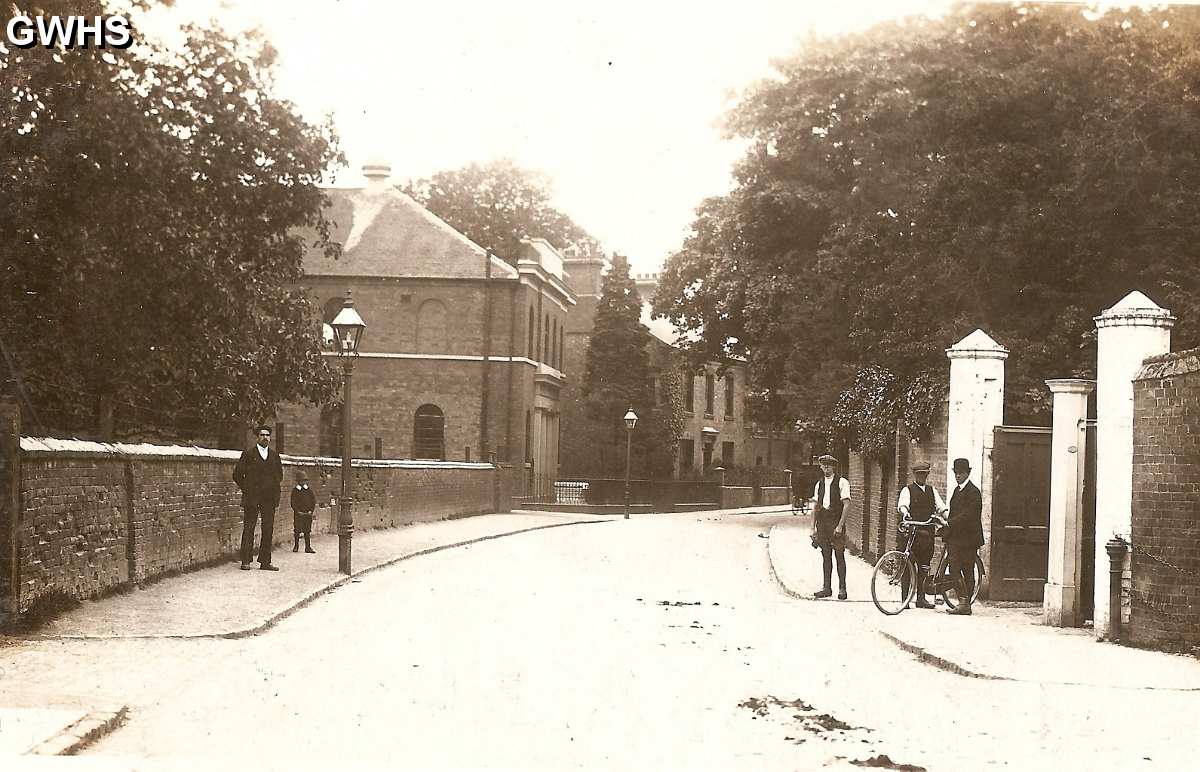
[1128,349,1200,647]
[4,438,509,614]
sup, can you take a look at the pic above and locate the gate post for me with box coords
[1044,379,1095,627]
[1093,292,1173,639]
[946,329,1008,594]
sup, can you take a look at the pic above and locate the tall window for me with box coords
[528,306,535,358]
[416,299,448,353]
[543,314,550,364]
[722,441,734,466]
[318,405,342,458]
[679,439,695,473]
[551,318,558,369]
[558,328,564,370]
[685,373,695,413]
[704,374,715,416]
[724,374,735,417]
[413,404,445,459]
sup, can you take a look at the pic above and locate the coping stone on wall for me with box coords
[1134,347,1200,382]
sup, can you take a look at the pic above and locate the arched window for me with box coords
[543,314,550,364]
[413,404,445,459]
[318,403,343,458]
[416,299,448,354]
[528,306,535,359]
[558,327,564,370]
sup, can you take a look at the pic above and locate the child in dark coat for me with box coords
[290,471,317,554]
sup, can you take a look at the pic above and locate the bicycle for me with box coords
[870,515,985,615]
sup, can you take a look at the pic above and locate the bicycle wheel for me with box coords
[940,555,985,609]
[871,551,916,615]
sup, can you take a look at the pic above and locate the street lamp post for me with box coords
[623,407,638,520]
[331,290,366,575]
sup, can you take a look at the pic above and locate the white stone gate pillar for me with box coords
[1093,291,1173,639]
[946,329,1008,587]
[1043,379,1095,627]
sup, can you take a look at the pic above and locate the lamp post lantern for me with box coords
[623,408,638,519]
[330,290,366,575]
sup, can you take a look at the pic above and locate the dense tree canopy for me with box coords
[653,3,1200,454]
[574,254,676,477]
[0,2,344,441]
[403,159,603,263]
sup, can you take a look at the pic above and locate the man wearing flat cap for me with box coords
[811,454,851,599]
[944,457,984,615]
[897,461,948,609]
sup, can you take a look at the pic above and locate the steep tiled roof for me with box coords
[302,186,518,280]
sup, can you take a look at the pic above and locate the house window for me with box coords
[705,374,715,416]
[722,441,734,466]
[543,314,550,364]
[413,404,445,459]
[685,373,695,413]
[724,374,734,417]
[552,318,558,369]
[374,438,383,459]
[679,439,695,473]
[558,328,564,370]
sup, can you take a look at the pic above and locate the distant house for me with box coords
[274,162,575,487]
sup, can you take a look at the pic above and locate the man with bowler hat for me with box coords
[897,461,948,609]
[944,457,984,614]
[233,425,284,571]
[811,454,851,599]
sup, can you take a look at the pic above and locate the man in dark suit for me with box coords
[945,457,984,615]
[233,425,284,571]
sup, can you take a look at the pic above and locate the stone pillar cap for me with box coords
[946,329,1009,360]
[1094,290,1175,329]
[1045,378,1096,394]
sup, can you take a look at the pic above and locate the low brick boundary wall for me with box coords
[1129,350,1200,647]
[1,424,509,617]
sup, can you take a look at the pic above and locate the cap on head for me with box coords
[952,458,971,473]
[911,461,931,473]
[296,470,309,481]
[818,454,838,466]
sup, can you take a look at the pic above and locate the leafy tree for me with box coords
[403,159,603,263]
[0,2,344,442]
[579,254,675,476]
[654,3,1200,455]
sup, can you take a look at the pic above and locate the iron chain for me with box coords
[1128,587,1196,625]
[1127,541,1200,580]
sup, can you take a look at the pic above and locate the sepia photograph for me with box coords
[1,1,1199,769]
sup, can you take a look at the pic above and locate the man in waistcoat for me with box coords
[233,425,284,571]
[897,461,948,609]
[944,457,984,615]
[811,454,851,599]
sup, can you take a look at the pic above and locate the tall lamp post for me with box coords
[623,407,638,520]
[331,290,366,575]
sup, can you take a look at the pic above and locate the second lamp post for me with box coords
[623,407,638,519]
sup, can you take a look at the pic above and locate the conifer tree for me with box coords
[579,255,675,477]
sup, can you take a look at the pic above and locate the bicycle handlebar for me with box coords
[899,514,947,528]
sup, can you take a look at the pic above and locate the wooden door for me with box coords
[990,427,1053,601]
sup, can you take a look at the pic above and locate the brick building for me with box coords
[274,163,575,485]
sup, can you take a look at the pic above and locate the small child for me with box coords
[290,471,317,554]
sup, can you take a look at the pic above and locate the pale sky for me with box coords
[134,0,1137,273]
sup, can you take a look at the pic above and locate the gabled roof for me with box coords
[302,186,518,280]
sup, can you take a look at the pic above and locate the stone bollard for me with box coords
[1105,537,1128,642]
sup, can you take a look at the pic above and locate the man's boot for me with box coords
[304,533,315,554]
[914,569,934,608]
[292,534,299,553]
[947,579,972,614]
[813,587,833,598]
